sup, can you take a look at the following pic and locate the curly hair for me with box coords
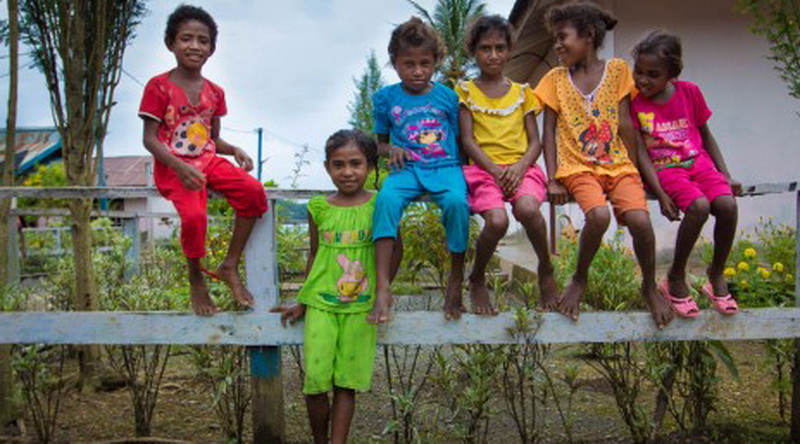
[165,4,218,49]
[632,30,683,78]
[544,1,617,49]
[388,17,445,64]
[466,14,515,56]
[324,129,379,168]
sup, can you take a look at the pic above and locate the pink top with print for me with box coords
[630,80,711,170]
[138,71,227,167]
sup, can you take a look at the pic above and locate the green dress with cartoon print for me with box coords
[297,194,376,313]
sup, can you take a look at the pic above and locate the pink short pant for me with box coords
[656,154,732,211]
[463,163,547,214]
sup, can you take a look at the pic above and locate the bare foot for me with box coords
[367,290,393,324]
[706,266,729,296]
[468,278,498,316]
[644,282,674,329]
[189,278,219,316]
[537,264,560,312]
[444,275,466,320]
[215,264,255,308]
[667,272,691,298]
[557,279,585,321]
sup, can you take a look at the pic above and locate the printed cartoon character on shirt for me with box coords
[579,118,613,164]
[408,118,448,160]
[167,105,215,157]
[637,112,697,169]
[335,254,369,303]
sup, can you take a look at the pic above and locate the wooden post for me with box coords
[791,190,800,442]
[245,198,285,443]
[122,216,140,277]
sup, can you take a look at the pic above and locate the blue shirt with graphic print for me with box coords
[373,82,461,169]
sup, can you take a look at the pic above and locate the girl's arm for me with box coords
[618,96,679,221]
[542,106,568,205]
[211,117,254,171]
[142,119,206,190]
[700,124,742,196]
[502,111,542,195]
[459,106,503,175]
[271,211,316,326]
[377,133,413,171]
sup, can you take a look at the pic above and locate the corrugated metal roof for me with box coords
[103,156,152,187]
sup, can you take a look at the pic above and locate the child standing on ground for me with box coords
[631,31,740,316]
[534,2,675,327]
[139,5,267,315]
[457,15,559,313]
[273,130,379,444]
[369,17,471,323]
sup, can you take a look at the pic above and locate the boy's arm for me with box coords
[142,118,206,190]
[211,117,254,171]
[618,96,679,221]
[502,111,542,195]
[542,106,568,205]
[700,124,741,196]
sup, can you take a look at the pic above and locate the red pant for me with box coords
[154,156,268,258]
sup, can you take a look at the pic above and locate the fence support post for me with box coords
[791,190,800,442]
[245,198,285,443]
[122,216,140,277]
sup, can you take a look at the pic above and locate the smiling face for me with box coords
[168,19,214,72]
[633,53,673,100]
[552,23,593,67]
[474,30,510,77]
[325,142,370,195]
[393,46,436,95]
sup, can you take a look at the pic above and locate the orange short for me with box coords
[560,172,648,224]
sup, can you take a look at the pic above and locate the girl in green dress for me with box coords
[272,129,379,444]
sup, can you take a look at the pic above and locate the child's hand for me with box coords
[500,162,526,196]
[270,303,306,327]
[387,146,414,171]
[233,147,254,172]
[658,195,680,221]
[547,179,568,205]
[727,177,742,196]
[175,162,206,190]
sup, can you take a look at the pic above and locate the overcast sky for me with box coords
[1,0,517,189]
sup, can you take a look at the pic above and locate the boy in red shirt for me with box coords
[139,5,267,315]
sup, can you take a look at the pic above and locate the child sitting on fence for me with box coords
[139,5,267,315]
[534,1,674,328]
[369,17,471,323]
[457,15,558,313]
[630,30,740,316]
[272,129,379,444]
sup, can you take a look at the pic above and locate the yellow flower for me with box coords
[737,261,750,272]
[787,274,795,283]
[773,262,785,273]
[744,248,757,258]
[724,267,736,278]
[739,280,751,290]
[758,267,770,279]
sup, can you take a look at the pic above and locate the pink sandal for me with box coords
[702,283,738,315]
[659,279,700,318]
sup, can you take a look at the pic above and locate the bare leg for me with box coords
[558,206,610,321]
[513,197,559,310]
[305,392,330,444]
[625,210,674,329]
[187,257,219,316]
[708,195,737,295]
[330,387,356,444]
[444,252,466,320]
[667,198,710,298]
[368,238,395,324]
[215,216,256,307]
[468,209,507,315]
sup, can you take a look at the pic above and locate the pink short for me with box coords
[463,163,547,214]
[656,154,732,211]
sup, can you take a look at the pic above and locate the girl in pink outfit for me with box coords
[630,30,741,317]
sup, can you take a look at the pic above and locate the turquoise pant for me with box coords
[373,164,469,253]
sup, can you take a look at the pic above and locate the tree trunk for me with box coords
[69,198,101,391]
[0,0,20,428]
